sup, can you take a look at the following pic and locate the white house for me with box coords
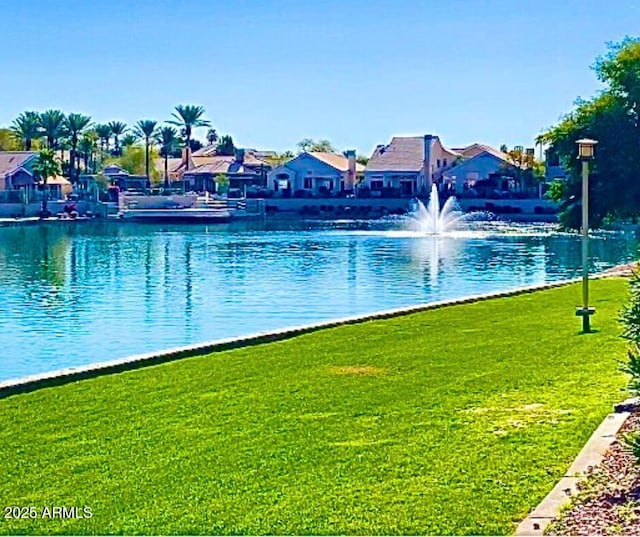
[267,151,364,196]
[364,135,513,196]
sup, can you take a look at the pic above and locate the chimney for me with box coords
[345,149,356,190]
[423,135,434,191]
[235,148,245,164]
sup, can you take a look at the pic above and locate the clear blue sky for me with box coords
[2,0,639,156]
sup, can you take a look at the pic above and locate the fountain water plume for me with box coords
[410,184,466,235]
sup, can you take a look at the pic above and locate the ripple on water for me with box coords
[0,220,636,381]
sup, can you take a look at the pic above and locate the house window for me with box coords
[437,159,441,168]
[303,178,312,189]
[371,180,383,190]
[443,158,447,167]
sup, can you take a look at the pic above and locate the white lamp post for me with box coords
[575,138,597,333]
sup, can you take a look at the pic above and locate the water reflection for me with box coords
[0,221,637,381]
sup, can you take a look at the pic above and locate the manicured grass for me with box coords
[0,279,631,535]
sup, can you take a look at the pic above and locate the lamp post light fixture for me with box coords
[575,138,598,333]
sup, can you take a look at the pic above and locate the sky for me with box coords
[1,0,639,156]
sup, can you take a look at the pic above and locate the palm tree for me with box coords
[11,111,41,150]
[94,123,112,155]
[157,126,177,188]
[32,148,61,217]
[79,131,98,173]
[64,113,91,183]
[108,121,127,156]
[134,120,158,180]
[168,105,210,170]
[206,128,218,146]
[40,110,67,150]
[120,134,137,149]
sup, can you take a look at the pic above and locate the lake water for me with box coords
[0,219,637,382]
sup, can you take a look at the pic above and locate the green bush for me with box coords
[620,268,640,398]
[622,431,640,459]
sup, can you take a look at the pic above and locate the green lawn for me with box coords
[0,278,631,535]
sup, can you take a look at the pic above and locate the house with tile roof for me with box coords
[267,151,364,197]
[364,135,514,197]
[182,149,271,193]
[151,148,272,193]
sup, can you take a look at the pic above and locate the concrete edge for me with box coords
[514,402,637,536]
[0,277,590,399]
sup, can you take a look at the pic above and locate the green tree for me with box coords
[216,173,229,195]
[296,138,336,153]
[310,139,335,152]
[11,111,41,150]
[157,126,178,187]
[134,120,158,180]
[32,148,61,216]
[499,145,543,192]
[39,110,66,150]
[108,121,127,156]
[168,105,211,170]
[64,113,92,183]
[541,38,640,228]
[356,154,369,166]
[120,134,137,149]
[94,123,112,155]
[296,138,313,152]
[0,128,22,151]
[266,151,294,167]
[206,128,218,145]
[115,145,160,182]
[215,134,235,156]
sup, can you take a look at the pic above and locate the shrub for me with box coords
[620,267,640,399]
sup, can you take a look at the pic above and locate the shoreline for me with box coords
[0,274,594,397]
[0,211,560,226]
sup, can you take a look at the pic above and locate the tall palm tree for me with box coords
[79,131,98,173]
[168,105,210,170]
[108,121,127,156]
[134,120,158,180]
[157,126,177,188]
[94,123,112,155]
[64,113,91,183]
[39,110,67,150]
[32,148,61,217]
[11,111,41,150]
[206,128,218,146]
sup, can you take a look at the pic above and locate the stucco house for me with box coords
[0,151,72,201]
[0,151,38,191]
[267,151,364,197]
[364,135,514,197]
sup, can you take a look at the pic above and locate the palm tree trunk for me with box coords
[185,135,191,171]
[25,139,32,151]
[41,177,48,217]
[164,154,169,188]
[145,139,150,180]
[69,146,76,183]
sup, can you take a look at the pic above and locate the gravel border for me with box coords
[542,407,640,536]
[515,400,638,536]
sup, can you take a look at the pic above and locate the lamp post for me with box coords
[575,138,597,333]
